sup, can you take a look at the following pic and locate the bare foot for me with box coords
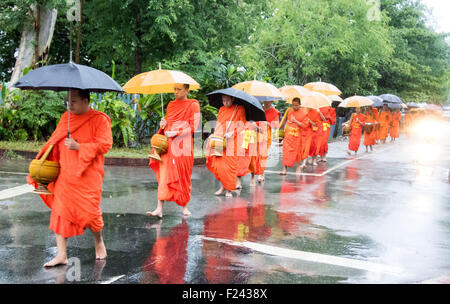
[257,175,265,183]
[250,179,256,187]
[215,186,224,196]
[95,242,107,260]
[322,158,327,162]
[346,151,351,156]
[44,255,68,267]
[236,178,242,189]
[280,170,287,175]
[182,206,192,217]
[225,191,232,198]
[296,166,303,173]
[146,209,163,219]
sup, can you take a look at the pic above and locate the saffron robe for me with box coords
[264,106,280,129]
[26,109,112,238]
[206,105,246,191]
[348,113,366,152]
[249,121,271,176]
[377,110,392,140]
[390,111,401,138]
[308,109,325,157]
[282,108,311,167]
[149,98,200,207]
[318,107,336,157]
[363,115,377,146]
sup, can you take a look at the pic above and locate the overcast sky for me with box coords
[420,0,450,34]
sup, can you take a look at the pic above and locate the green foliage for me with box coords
[91,93,136,147]
[0,88,66,141]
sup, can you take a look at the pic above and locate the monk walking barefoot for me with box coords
[147,84,200,218]
[27,89,112,267]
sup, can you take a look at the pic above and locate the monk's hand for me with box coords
[164,130,178,138]
[64,136,79,150]
[224,132,233,139]
[160,118,167,129]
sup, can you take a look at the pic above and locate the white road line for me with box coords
[0,184,34,200]
[100,274,125,284]
[264,170,323,177]
[0,171,28,175]
[199,236,404,275]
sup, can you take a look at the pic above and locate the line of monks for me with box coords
[27,85,409,267]
[344,103,402,156]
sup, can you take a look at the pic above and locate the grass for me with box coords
[0,141,205,158]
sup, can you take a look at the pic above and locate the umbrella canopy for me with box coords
[232,80,284,99]
[425,104,443,111]
[299,92,332,109]
[384,102,402,109]
[328,95,344,102]
[123,67,200,94]
[406,102,421,108]
[13,62,124,93]
[339,96,373,108]
[207,87,266,121]
[255,96,284,102]
[279,85,313,103]
[366,95,383,107]
[304,81,342,96]
[379,94,403,104]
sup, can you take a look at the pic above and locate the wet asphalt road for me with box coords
[0,119,449,284]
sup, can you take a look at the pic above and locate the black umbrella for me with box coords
[207,87,266,121]
[366,95,383,107]
[13,62,124,93]
[379,94,403,104]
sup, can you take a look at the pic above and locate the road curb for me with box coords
[0,148,206,167]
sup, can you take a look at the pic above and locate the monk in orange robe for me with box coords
[363,108,377,152]
[404,110,414,137]
[370,106,380,144]
[307,108,324,166]
[390,108,401,141]
[26,89,112,267]
[263,101,280,129]
[236,121,257,189]
[346,107,366,156]
[377,104,392,144]
[206,95,246,197]
[280,98,316,174]
[147,84,200,218]
[248,120,271,185]
[318,106,336,162]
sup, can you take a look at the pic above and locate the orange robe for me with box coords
[26,109,112,238]
[264,106,280,129]
[308,109,324,157]
[377,110,392,140]
[363,115,377,146]
[282,108,311,167]
[372,108,380,143]
[390,111,401,138]
[318,107,336,157]
[348,113,366,152]
[237,121,256,177]
[206,105,246,191]
[149,98,200,207]
[249,121,271,176]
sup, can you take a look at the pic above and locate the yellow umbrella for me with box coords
[299,92,332,109]
[123,66,200,94]
[304,81,342,96]
[339,96,373,108]
[232,80,283,98]
[279,85,314,103]
[328,95,344,102]
[123,63,200,116]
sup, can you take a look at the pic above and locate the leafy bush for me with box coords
[91,92,136,147]
[0,88,66,141]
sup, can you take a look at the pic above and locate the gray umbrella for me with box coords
[207,87,266,121]
[384,102,402,109]
[379,94,403,104]
[366,96,383,107]
[13,62,124,93]
[255,95,284,102]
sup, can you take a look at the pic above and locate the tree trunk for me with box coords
[134,9,143,75]
[75,0,83,64]
[9,6,57,89]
